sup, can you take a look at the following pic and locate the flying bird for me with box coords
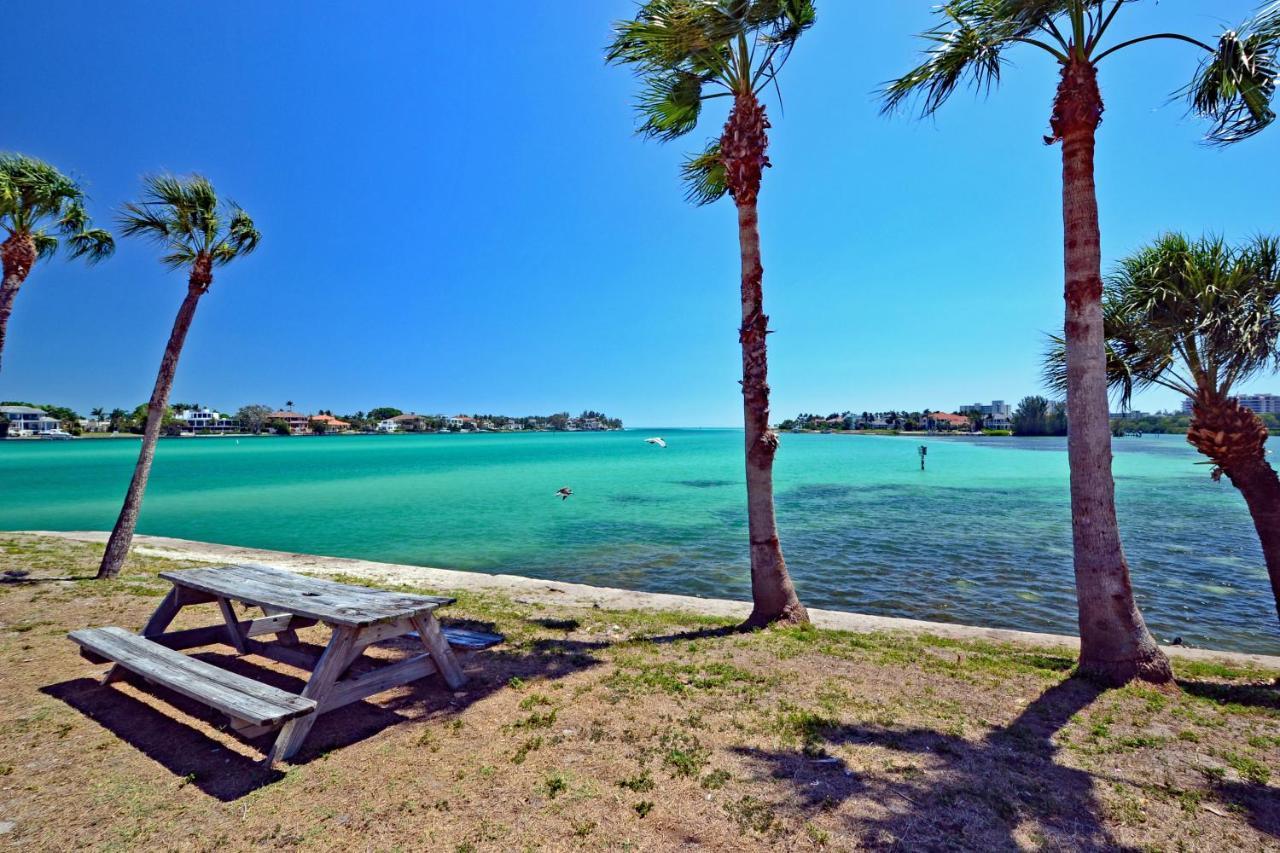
[556,487,573,501]
[644,437,667,448]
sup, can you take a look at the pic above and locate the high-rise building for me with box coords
[1182,393,1280,415]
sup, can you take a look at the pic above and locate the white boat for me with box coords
[41,429,75,440]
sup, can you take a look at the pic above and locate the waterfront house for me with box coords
[924,411,971,431]
[308,414,351,434]
[0,405,61,436]
[268,410,311,434]
[176,407,238,433]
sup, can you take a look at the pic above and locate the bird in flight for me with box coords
[644,437,667,448]
[556,487,573,501]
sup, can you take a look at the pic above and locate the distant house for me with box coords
[176,407,238,433]
[268,411,310,434]
[387,413,428,432]
[308,414,351,434]
[925,411,971,431]
[0,405,60,436]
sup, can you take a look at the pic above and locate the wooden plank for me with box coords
[217,597,248,654]
[243,638,322,671]
[149,614,319,652]
[318,654,437,713]
[411,614,467,689]
[160,565,453,628]
[68,627,316,727]
[261,606,301,646]
[267,627,359,763]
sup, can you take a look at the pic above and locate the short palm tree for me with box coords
[1049,233,1280,625]
[607,0,814,627]
[97,176,260,579]
[883,1,1279,686]
[0,154,114,373]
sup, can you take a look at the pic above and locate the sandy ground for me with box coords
[1,533,1277,851]
[29,530,1280,671]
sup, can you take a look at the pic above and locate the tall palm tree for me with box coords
[883,1,1278,686]
[0,154,114,373]
[607,0,814,627]
[1048,233,1280,625]
[97,176,259,580]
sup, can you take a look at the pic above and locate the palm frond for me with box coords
[637,70,707,141]
[1187,1,1280,144]
[0,153,110,264]
[31,231,59,262]
[65,228,115,264]
[121,174,258,278]
[681,141,729,205]
[881,0,1022,117]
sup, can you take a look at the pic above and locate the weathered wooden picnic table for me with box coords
[69,564,499,764]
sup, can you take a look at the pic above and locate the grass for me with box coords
[1,532,1278,852]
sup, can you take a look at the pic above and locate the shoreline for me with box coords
[27,529,1280,670]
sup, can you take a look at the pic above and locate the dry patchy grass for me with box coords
[0,533,1277,851]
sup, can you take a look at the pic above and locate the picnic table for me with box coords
[68,564,500,764]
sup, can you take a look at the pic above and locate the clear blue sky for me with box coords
[3,1,1277,425]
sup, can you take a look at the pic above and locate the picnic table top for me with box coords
[159,564,455,628]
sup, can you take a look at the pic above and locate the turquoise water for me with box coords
[1,430,1275,654]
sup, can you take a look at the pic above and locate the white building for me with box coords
[1181,394,1280,415]
[176,407,237,432]
[0,405,61,436]
[960,400,1012,430]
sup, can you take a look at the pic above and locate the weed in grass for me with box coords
[543,773,568,799]
[775,704,837,757]
[618,771,655,793]
[1222,751,1271,785]
[513,709,557,730]
[805,822,831,846]
[661,730,710,778]
[726,795,778,835]
[633,801,653,818]
[701,769,731,790]
[1177,730,1200,743]
[519,693,553,711]
[571,819,596,837]
[511,737,543,765]
[508,676,526,691]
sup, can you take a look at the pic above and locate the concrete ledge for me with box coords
[28,530,1280,671]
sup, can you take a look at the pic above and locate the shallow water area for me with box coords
[2,429,1274,654]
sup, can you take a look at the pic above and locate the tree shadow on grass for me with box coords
[42,635,605,801]
[1176,678,1279,712]
[735,677,1131,851]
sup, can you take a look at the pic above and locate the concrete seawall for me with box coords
[31,530,1280,671]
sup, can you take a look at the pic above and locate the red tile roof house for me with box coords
[308,414,351,434]
[925,411,972,431]
[268,411,311,434]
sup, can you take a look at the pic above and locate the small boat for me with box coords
[41,429,75,440]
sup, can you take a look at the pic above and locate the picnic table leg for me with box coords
[261,605,301,646]
[216,596,249,654]
[104,587,184,684]
[267,626,358,764]
[411,613,467,689]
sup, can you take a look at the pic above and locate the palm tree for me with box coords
[97,176,259,580]
[1048,233,1280,625]
[607,0,814,627]
[883,1,1278,686]
[0,154,114,373]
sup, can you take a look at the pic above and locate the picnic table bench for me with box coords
[68,563,501,764]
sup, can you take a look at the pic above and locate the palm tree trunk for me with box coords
[97,282,204,579]
[1189,394,1280,623]
[723,92,808,628]
[1226,457,1280,624]
[0,233,36,374]
[1053,59,1170,686]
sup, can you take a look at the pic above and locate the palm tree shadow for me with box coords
[735,678,1135,850]
[42,635,605,802]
